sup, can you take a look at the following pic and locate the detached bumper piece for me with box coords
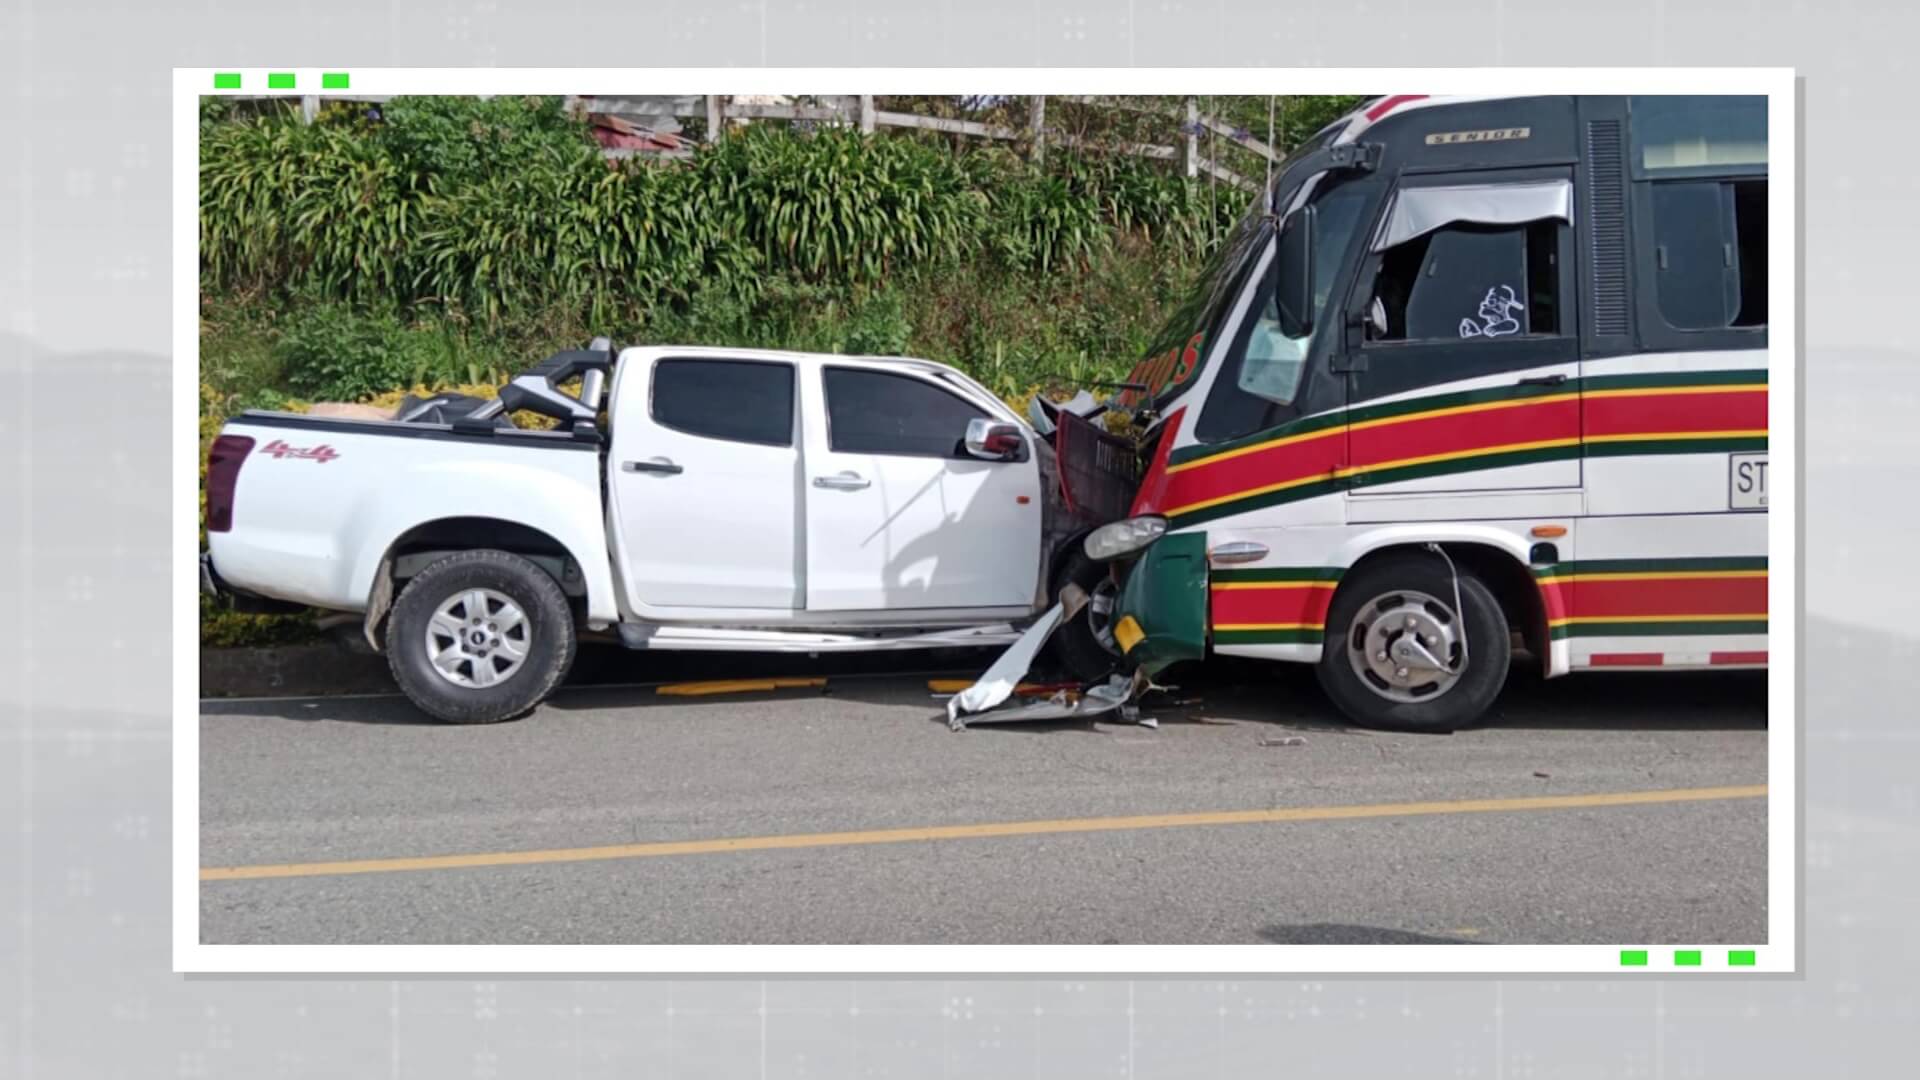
[943,532,1211,731]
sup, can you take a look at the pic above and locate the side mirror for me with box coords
[964,418,1024,461]
[1273,206,1317,339]
[1367,296,1389,339]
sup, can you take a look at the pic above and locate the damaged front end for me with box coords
[945,528,1211,730]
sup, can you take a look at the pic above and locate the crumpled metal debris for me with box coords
[942,587,1150,731]
[945,602,1066,728]
[948,672,1141,730]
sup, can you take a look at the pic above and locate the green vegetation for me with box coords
[198,93,1364,643]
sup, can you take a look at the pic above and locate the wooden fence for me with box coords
[238,94,1279,192]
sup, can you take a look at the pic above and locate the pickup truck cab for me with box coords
[204,344,1125,723]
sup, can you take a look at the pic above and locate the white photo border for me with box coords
[175,66,1797,975]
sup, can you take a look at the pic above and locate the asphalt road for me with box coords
[199,655,1768,946]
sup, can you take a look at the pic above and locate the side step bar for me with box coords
[615,622,1025,653]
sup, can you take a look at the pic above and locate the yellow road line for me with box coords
[656,677,827,697]
[200,785,1766,883]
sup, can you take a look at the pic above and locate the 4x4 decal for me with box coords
[258,439,340,464]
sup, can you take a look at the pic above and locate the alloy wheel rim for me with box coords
[424,588,531,689]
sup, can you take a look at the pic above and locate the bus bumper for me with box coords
[1110,530,1210,679]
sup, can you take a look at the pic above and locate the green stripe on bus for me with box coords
[1211,567,1344,583]
[1534,556,1769,577]
[1212,628,1325,645]
[1552,619,1768,639]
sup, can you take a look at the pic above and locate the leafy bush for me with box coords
[272,304,476,401]
[379,95,594,186]
[693,125,987,284]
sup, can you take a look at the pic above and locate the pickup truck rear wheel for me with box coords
[386,549,577,724]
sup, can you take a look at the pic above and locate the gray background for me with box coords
[0,1,1904,1076]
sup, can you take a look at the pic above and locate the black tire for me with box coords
[385,549,577,724]
[1044,547,1125,682]
[1314,553,1511,733]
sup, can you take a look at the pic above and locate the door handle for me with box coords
[813,471,870,491]
[1516,373,1567,387]
[623,457,683,475]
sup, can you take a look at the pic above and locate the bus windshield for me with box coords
[1128,123,1350,408]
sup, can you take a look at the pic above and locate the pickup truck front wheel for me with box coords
[386,549,577,724]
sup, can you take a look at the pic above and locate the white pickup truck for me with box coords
[203,342,1149,723]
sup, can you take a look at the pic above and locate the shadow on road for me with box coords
[1257,923,1478,945]
[199,642,1766,735]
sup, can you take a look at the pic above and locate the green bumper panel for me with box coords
[1113,531,1209,676]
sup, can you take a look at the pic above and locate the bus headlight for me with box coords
[1082,515,1168,562]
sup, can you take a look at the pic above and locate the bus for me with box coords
[1089,94,1769,731]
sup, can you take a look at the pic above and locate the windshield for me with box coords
[1234,184,1373,406]
[1127,124,1349,409]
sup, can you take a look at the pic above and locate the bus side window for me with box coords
[1651,177,1766,330]
[1368,221,1562,343]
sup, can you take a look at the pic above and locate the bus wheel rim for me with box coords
[1345,588,1464,703]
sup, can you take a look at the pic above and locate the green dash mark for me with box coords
[268,72,295,90]
[1620,949,1649,966]
[1729,949,1757,966]
[213,73,241,89]
[322,72,349,90]
[1675,949,1702,966]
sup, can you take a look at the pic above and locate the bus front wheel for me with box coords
[1315,554,1511,733]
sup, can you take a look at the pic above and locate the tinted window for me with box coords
[1631,95,1766,177]
[1651,177,1766,331]
[1370,220,1562,342]
[824,368,985,458]
[651,358,794,447]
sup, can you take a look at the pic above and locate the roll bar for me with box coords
[454,336,616,440]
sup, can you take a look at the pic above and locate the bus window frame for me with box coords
[1337,164,1581,406]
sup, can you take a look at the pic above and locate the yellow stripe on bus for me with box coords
[1582,383,1767,400]
[1165,425,1343,475]
[1167,392,1579,475]
[1212,622,1325,631]
[1331,436,1581,479]
[1583,429,1767,444]
[1210,581,1338,591]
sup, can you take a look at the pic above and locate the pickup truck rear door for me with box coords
[606,354,802,609]
[801,365,1041,613]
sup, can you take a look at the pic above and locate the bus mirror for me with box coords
[1274,206,1316,338]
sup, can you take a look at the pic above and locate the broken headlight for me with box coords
[1082,515,1168,562]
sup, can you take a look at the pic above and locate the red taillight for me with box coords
[205,434,254,533]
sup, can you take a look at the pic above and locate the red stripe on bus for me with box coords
[1208,584,1335,628]
[1571,576,1767,619]
[1584,388,1767,438]
[1349,396,1578,471]
[1710,651,1768,665]
[1366,95,1428,121]
[1590,653,1665,667]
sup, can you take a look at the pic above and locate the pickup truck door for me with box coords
[802,365,1041,612]
[606,354,802,609]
